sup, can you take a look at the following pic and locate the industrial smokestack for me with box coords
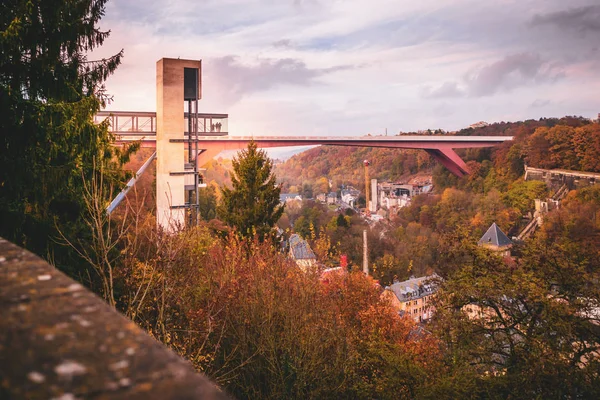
[363,229,369,276]
[364,160,370,216]
[370,178,377,213]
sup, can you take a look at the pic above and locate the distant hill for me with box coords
[274,116,600,196]
[274,146,434,195]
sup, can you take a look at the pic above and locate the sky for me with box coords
[95,0,600,137]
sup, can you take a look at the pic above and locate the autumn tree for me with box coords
[503,179,547,214]
[371,253,407,286]
[218,141,284,240]
[429,228,600,398]
[523,121,600,172]
[126,227,442,399]
[0,0,136,274]
[573,123,600,171]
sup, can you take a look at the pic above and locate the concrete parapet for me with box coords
[0,237,228,400]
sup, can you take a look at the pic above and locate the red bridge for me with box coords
[96,111,512,177]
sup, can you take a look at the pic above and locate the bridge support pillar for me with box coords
[425,148,469,177]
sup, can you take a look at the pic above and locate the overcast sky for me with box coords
[95,0,600,136]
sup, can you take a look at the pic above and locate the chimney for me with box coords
[370,178,377,213]
[363,229,369,276]
[340,254,348,270]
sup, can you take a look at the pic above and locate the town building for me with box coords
[377,181,414,209]
[288,234,317,271]
[383,275,439,323]
[369,180,433,214]
[341,187,360,208]
[478,222,513,257]
[326,192,338,205]
[469,121,489,129]
[279,193,302,203]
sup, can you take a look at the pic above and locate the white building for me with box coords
[341,187,360,208]
[382,275,439,323]
[373,182,428,213]
[279,193,302,204]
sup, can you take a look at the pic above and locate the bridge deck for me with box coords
[119,134,512,148]
[99,110,513,177]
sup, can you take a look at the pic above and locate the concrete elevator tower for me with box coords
[156,58,202,230]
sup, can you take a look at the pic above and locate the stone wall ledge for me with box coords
[0,237,230,400]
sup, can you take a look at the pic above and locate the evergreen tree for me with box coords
[198,185,218,221]
[218,141,284,240]
[0,0,136,273]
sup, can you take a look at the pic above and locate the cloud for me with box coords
[272,39,293,48]
[531,6,600,34]
[530,99,551,108]
[96,0,600,133]
[466,53,564,96]
[422,81,465,99]
[204,56,353,105]
[423,53,564,98]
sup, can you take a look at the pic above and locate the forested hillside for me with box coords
[274,116,600,197]
[436,115,600,191]
[272,116,600,283]
[274,146,434,194]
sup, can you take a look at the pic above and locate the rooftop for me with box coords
[289,234,316,260]
[478,222,512,248]
[387,275,439,301]
[280,193,301,202]
[341,188,360,196]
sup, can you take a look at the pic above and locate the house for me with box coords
[373,181,431,213]
[383,275,439,323]
[316,193,327,203]
[326,192,338,205]
[341,187,360,208]
[469,121,489,129]
[279,193,302,203]
[288,234,317,271]
[463,226,514,319]
[478,222,513,257]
